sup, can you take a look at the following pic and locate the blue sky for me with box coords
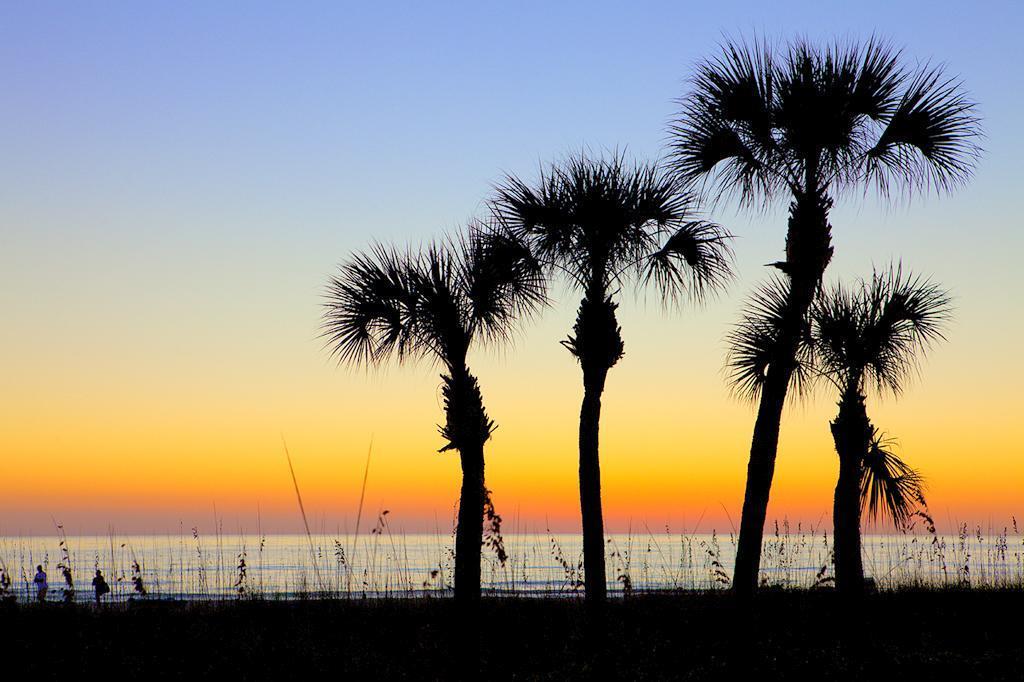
[4,0,1020,377]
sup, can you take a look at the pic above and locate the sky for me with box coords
[1,1,1022,536]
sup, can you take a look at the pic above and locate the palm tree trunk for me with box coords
[732,190,833,598]
[579,364,609,602]
[732,362,792,596]
[441,365,493,605]
[568,292,623,604]
[832,451,864,596]
[831,391,869,596]
[454,441,485,604]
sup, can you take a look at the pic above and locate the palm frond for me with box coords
[861,264,952,396]
[867,65,982,196]
[491,169,578,273]
[668,36,788,205]
[321,244,420,366]
[464,220,549,344]
[810,281,861,386]
[644,220,734,304]
[410,241,473,365]
[725,276,813,401]
[848,37,906,120]
[860,430,926,529]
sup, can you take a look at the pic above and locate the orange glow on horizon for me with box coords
[4,310,1021,537]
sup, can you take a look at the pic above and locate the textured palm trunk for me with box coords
[733,189,833,598]
[831,390,870,596]
[442,365,492,605]
[579,364,609,602]
[567,291,623,604]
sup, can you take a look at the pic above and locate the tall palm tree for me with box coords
[493,152,733,601]
[669,37,980,596]
[321,224,545,603]
[812,266,949,594]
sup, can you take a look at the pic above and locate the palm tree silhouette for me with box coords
[493,151,733,601]
[668,37,980,596]
[811,266,949,594]
[321,224,545,603]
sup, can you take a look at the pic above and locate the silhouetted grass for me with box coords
[1,589,1022,679]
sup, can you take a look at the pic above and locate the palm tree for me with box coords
[321,224,545,603]
[669,36,980,596]
[812,266,949,595]
[493,152,733,601]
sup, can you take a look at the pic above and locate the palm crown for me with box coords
[322,224,546,373]
[669,37,981,203]
[812,265,951,397]
[492,152,733,303]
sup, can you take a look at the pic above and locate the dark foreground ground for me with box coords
[2,589,1022,680]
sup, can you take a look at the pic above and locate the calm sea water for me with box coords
[1,527,1021,602]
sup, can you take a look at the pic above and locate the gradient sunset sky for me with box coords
[2,1,1021,535]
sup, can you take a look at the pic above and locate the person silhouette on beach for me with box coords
[92,569,110,605]
[33,565,48,603]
